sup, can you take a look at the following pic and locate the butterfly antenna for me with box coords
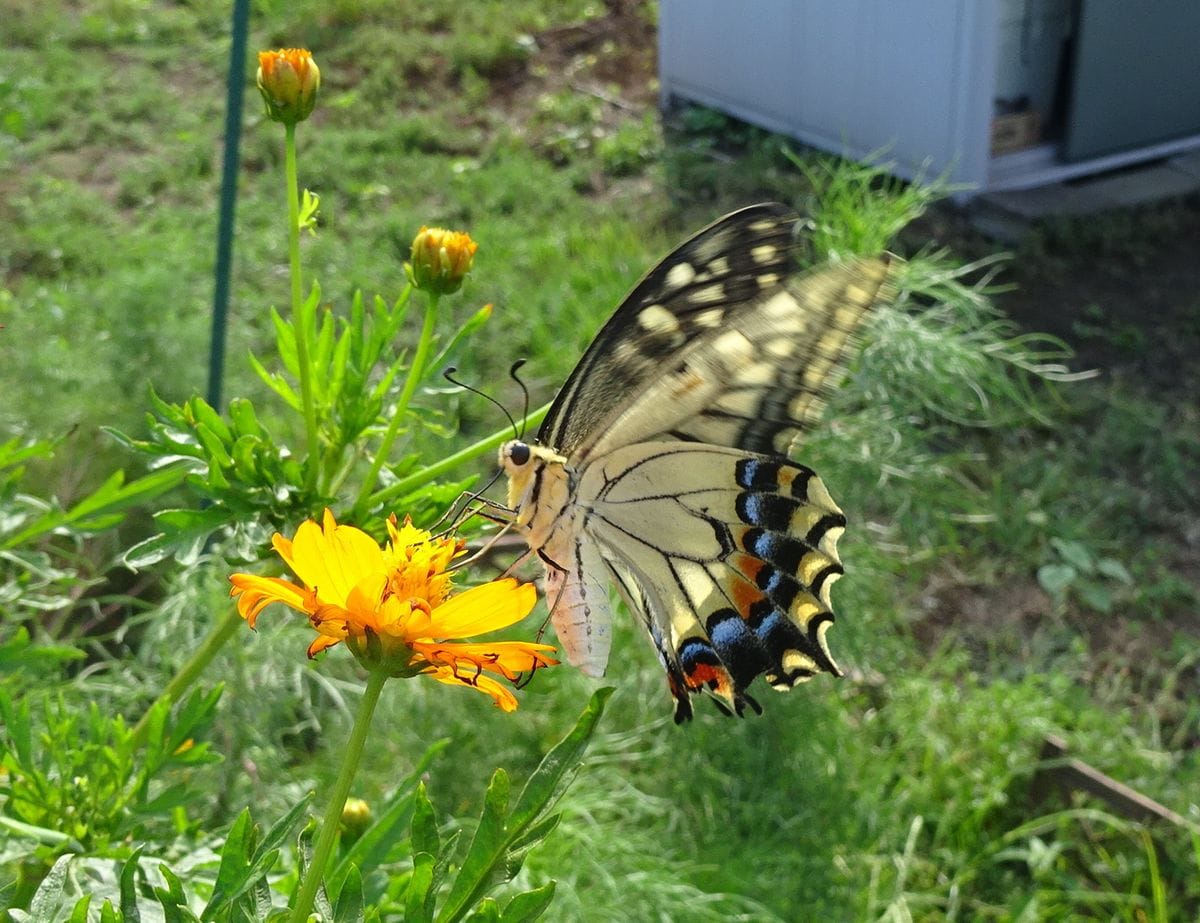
[509,359,530,439]
[443,366,519,440]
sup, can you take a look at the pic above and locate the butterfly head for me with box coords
[499,440,569,520]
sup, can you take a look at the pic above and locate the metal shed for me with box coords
[658,0,1200,199]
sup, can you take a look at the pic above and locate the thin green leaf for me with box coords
[435,770,510,923]
[508,688,612,832]
[119,849,143,923]
[466,899,501,923]
[405,853,436,923]
[332,864,365,923]
[1096,557,1134,584]
[68,895,93,923]
[248,352,302,409]
[411,782,440,858]
[499,883,556,923]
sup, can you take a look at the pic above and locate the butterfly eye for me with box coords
[508,442,531,466]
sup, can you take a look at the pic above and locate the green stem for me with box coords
[352,293,440,517]
[130,605,242,748]
[289,669,388,923]
[367,401,550,510]
[285,122,320,493]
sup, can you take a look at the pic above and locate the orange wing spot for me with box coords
[729,572,766,620]
[684,660,735,698]
[730,550,766,584]
[777,467,796,491]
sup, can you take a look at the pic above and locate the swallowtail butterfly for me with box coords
[500,204,892,721]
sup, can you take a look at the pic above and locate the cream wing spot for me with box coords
[688,283,728,305]
[665,262,697,289]
[638,304,682,334]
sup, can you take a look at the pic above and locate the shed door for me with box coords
[1063,0,1200,162]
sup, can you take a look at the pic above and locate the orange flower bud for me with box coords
[406,227,478,296]
[256,48,320,125]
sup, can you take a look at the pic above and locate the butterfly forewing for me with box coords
[540,204,798,456]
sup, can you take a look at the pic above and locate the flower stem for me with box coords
[130,604,243,748]
[285,121,320,493]
[367,401,551,511]
[353,293,440,517]
[289,669,387,923]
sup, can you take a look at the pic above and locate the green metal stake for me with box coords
[206,0,252,411]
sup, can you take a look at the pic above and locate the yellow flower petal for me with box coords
[229,573,310,626]
[307,633,341,658]
[424,663,519,711]
[410,640,558,681]
[289,510,384,605]
[420,579,536,638]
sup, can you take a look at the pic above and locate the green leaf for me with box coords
[428,303,493,375]
[1,465,187,548]
[203,809,254,916]
[122,532,179,570]
[1077,579,1114,614]
[508,688,612,832]
[1037,563,1076,597]
[99,900,119,923]
[405,853,437,923]
[153,863,199,923]
[332,864,365,923]
[434,689,610,923]
[195,423,234,469]
[248,352,301,409]
[119,849,142,923]
[1096,557,1134,585]
[1050,537,1095,575]
[272,306,299,376]
[193,398,233,442]
[68,895,93,923]
[505,812,561,874]
[411,782,440,857]
[28,854,73,923]
[228,398,266,438]
[466,898,501,923]
[0,686,34,767]
[0,627,84,676]
[499,882,556,923]
[435,770,510,923]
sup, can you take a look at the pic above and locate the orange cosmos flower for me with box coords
[229,510,556,711]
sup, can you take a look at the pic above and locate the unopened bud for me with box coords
[256,48,320,125]
[406,227,478,296]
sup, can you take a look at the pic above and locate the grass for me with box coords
[3,1,1200,920]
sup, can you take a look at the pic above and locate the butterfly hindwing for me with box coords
[576,443,846,722]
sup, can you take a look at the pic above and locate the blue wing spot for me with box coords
[736,492,799,531]
[735,457,780,490]
[705,608,769,691]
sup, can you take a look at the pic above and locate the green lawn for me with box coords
[2,2,1199,920]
